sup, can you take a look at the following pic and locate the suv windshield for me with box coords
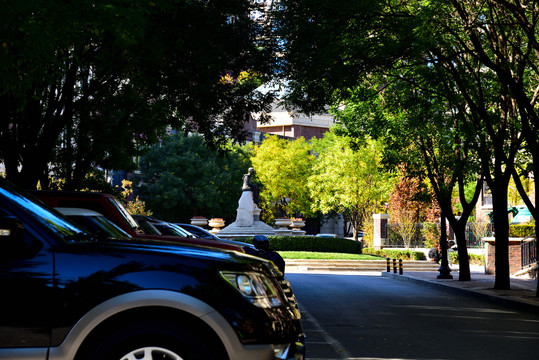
[0,180,87,242]
[107,196,140,230]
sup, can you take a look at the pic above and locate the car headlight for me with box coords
[220,271,283,308]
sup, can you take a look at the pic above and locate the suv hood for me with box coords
[67,236,275,273]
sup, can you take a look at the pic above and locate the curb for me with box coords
[382,272,539,314]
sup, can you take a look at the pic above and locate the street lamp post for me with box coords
[438,210,453,279]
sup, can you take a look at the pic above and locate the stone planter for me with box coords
[208,218,225,234]
[275,218,292,230]
[190,217,208,227]
[290,220,305,230]
[289,219,306,236]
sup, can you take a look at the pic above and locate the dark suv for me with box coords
[0,178,305,360]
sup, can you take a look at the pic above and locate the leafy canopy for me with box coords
[251,135,315,219]
[309,130,396,239]
[135,134,252,222]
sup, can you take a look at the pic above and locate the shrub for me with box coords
[362,247,426,260]
[449,252,484,265]
[240,236,363,254]
[508,224,535,238]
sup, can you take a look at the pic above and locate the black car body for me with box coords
[135,215,285,272]
[177,222,222,241]
[0,179,304,359]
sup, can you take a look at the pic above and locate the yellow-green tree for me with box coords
[308,132,396,240]
[251,135,315,221]
[119,180,153,216]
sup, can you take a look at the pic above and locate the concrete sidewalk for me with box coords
[383,269,539,313]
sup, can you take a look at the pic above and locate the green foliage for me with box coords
[449,252,484,266]
[241,236,363,254]
[135,133,251,222]
[309,130,395,240]
[279,252,382,260]
[42,169,120,195]
[118,180,153,216]
[1,0,276,189]
[362,247,426,261]
[420,222,440,249]
[251,135,315,220]
[508,224,536,238]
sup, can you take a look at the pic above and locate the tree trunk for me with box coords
[491,182,511,290]
[452,223,470,281]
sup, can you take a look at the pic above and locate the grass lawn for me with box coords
[279,251,385,260]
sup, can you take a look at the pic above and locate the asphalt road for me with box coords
[286,272,539,360]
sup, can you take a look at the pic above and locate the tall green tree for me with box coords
[275,0,533,289]
[135,134,252,222]
[251,135,314,220]
[309,131,395,240]
[417,0,525,288]
[336,64,485,281]
[0,0,276,190]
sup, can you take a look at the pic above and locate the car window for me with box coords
[152,223,185,237]
[107,197,140,230]
[67,215,131,238]
[0,186,85,242]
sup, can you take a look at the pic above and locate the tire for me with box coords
[80,319,226,360]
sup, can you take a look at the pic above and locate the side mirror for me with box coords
[0,216,24,242]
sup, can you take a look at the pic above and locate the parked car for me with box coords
[132,215,285,268]
[173,223,287,273]
[133,215,195,238]
[30,190,289,273]
[315,233,337,238]
[1,178,305,359]
[176,222,221,240]
[29,190,245,253]
[55,207,131,239]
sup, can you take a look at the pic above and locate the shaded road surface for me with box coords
[286,272,539,360]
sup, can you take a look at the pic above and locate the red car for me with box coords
[29,190,245,253]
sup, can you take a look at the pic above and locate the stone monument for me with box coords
[217,168,275,239]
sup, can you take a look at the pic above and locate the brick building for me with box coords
[256,102,336,141]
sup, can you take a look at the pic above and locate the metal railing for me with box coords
[384,222,491,249]
[521,236,537,268]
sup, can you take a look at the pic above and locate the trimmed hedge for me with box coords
[508,224,535,238]
[240,236,363,254]
[449,252,484,265]
[362,247,426,260]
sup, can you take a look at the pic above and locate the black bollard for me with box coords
[393,258,397,274]
[399,259,403,275]
[386,257,391,272]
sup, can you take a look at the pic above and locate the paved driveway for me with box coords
[286,272,539,360]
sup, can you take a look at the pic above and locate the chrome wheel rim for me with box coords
[120,346,184,360]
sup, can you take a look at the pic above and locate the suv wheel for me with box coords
[79,319,226,360]
[120,346,183,360]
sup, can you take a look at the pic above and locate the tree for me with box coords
[275,0,532,288]
[308,131,395,240]
[251,135,314,220]
[119,180,153,216]
[388,175,427,248]
[0,0,276,190]
[135,134,252,222]
[422,0,525,288]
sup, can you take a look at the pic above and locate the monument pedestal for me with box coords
[218,206,275,239]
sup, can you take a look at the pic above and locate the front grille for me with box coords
[278,277,299,310]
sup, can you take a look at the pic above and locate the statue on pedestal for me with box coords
[214,167,275,238]
[242,167,259,205]
[236,168,259,227]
